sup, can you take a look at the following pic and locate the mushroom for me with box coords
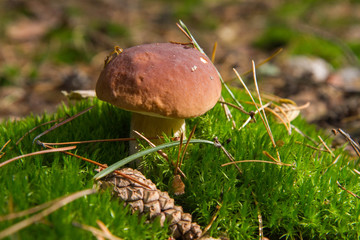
[96,43,221,155]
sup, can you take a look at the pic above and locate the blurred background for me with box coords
[0,0,359,139]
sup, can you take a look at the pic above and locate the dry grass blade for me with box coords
[239,48,283,77]
[227,48,283,83]
[0,140,11,159]
[179,125,197,169]
[218,100,250,115]
[294,141,327,152]
[178,20,245,111]
[0,146,76,168]
[0,189,96,239]
[211,41,217,63]
[265,107,291,134]
[213,137,243,174]
[96,220,112,237]
[327,155,341,168]
[72,221,123,240]
[0,194,69,222]
[336,181,360,199]
[172,126,197,195]
[176,22,193,42]
[16,118,65,145]
[263,151,280,163]
[0,140,11,153]
[234,64,281,161]
[201,204,221,237]
[239,102,272,131]
[175,133,184,175]
[271,102,308,132]
[210,40,237,129]
[335,129,360,157]
[132,130,186,179]
[251,61,276,148]
[233,68,272,134]
[318,135,335,157]
[219,97,237,129]
[33,106,94,145]
[292,124,319,145]
[133,130,169,161]
[353,169,360,176]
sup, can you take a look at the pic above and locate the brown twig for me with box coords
[318,135,335,157]
[262,151,280,163]
[201,204,222,237]
[33,106,94,145]
[0,146,77,168]
[292,124,319,145]
[130,131,169,161]
[175,133,184,175]
[335,129,360,157]
[221,160,292,167]
[43,144,152,189]
[179,125,197,169]
[336,181,360,199]
[0,139,11,153]
[176,23,193,42]
[294,141,327,152]
[41,136,167,146]
[16,118,65,145]
[219,96,237,129]
[213,137,243,174]
[218,100,250,115]
[0,139,11,159]
[132,130,186,179]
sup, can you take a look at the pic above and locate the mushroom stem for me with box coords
[129,112,185,155]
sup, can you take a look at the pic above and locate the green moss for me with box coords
[43,26,92,64]
[0,64,22,86]
[254,24,349,68]
[0,88,359,239]
[289,35,345,68]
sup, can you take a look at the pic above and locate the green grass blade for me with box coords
[93,139,215,180]
[178,20,244,110]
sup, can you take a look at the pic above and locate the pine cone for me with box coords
[97,168,203,240]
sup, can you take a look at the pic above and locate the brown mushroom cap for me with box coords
[96,43,221,119]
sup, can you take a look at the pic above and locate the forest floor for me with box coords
[1,0,359,142]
